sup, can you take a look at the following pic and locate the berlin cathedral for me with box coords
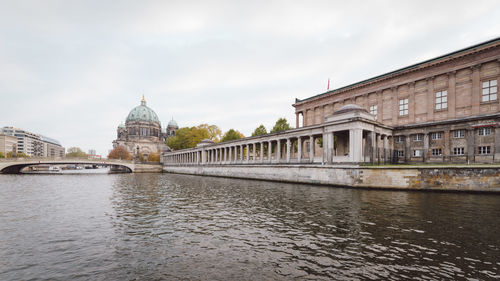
[112,96,178,157]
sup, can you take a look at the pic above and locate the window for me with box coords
[478,127,491,136]
[431,132,442,140]
[413,150,422,157]
[453,129,465,138]
[435,90,448,110]
[482,80,497,102]
[453,147,465,155]
[399,98,408,116]
[370,105,377,117]
[396,150,404,157]
[432,148,442,156]
[395,136,404,143]
[413,134,422,141]
[478,146,491,155]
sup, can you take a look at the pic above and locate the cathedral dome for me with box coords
[126,96,160,125]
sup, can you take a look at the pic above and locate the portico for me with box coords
[163,105,394,166]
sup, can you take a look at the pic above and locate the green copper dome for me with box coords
[125,97,160,125]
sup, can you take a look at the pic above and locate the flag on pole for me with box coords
[327,78,330,90]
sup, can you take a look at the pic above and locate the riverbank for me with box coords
[163,164,500,192]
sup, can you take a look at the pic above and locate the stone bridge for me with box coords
[0,158,161,174]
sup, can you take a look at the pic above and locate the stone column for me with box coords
[309,136,315,163]
[245,144,249,162]
[276,139,281,163]
[427,77,435,121]
[471,65,481,115]
[443,130,450,162]
[296,112,299,128]
[448,71,456,119]
[391,87,398,125]
[495,126,500,163]
[297,137,302,163]
[252,143,256,162]
[322,133,328,164]
[423,133,429,163]
[382,135,388,163]
[268,141,272,162]
[240,145,243,161]
[286,138,291,163]
[229,146,232,163]
[371,131,376,164]
[467,128,475,163]
[408,82,415,124]
[260,142,264,162]
[405,134,411,163]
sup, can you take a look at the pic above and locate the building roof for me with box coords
[294,36,500,105]
[332,104,368,115]
[126,97,160,125]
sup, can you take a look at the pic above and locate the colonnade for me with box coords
[163,116,394,165]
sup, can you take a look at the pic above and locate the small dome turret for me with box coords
[168,118,178,128]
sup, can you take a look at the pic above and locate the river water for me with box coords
[0,172,499,280]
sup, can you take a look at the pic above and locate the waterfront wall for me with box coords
[162,164,500,192]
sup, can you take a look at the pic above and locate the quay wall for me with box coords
[134,163,163,173]
[162,164,500,192]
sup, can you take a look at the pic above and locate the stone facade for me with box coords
[293,38,500,163]
[0,134,17,155]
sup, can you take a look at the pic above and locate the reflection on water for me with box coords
[0,173,499,280]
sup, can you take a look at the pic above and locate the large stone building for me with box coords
[293,37,500,163]
[113,96,178,157]
[0,134,17,156]
[0,127,65,157]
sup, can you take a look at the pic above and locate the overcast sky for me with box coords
[1,0,499,156]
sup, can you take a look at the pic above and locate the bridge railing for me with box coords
[0,157,134,164]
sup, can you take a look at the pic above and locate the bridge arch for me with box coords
[0,159,135,174]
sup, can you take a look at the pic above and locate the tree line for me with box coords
[166,117,291,150]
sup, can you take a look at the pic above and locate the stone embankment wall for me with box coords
[163,164,500,192]
[134,164,163,173]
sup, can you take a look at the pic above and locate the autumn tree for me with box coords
[0,152,4,158]
[66,147,87,158]
[198,124,222,142]
[107,146,132,160]
[6,151,28,158]
[270,118,291,133]
[166,124,221,150]
[148,151,161,162]
[221,129,244,142]
[251,125,267,136]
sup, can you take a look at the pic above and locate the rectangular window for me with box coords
[478,127,491,136]
[395,136,404,143]
[478,146,491,155]
[482,80,498,102]
[413,150,422,157]
[453,129,465,138]
[413,134,422,141]
[370,105,377,117]
[399,98,408,116]
[435,90,448,110]
[432,148,442,156]
[396,150,404,157]
[431,132,442,140]
[453,147,465,155]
